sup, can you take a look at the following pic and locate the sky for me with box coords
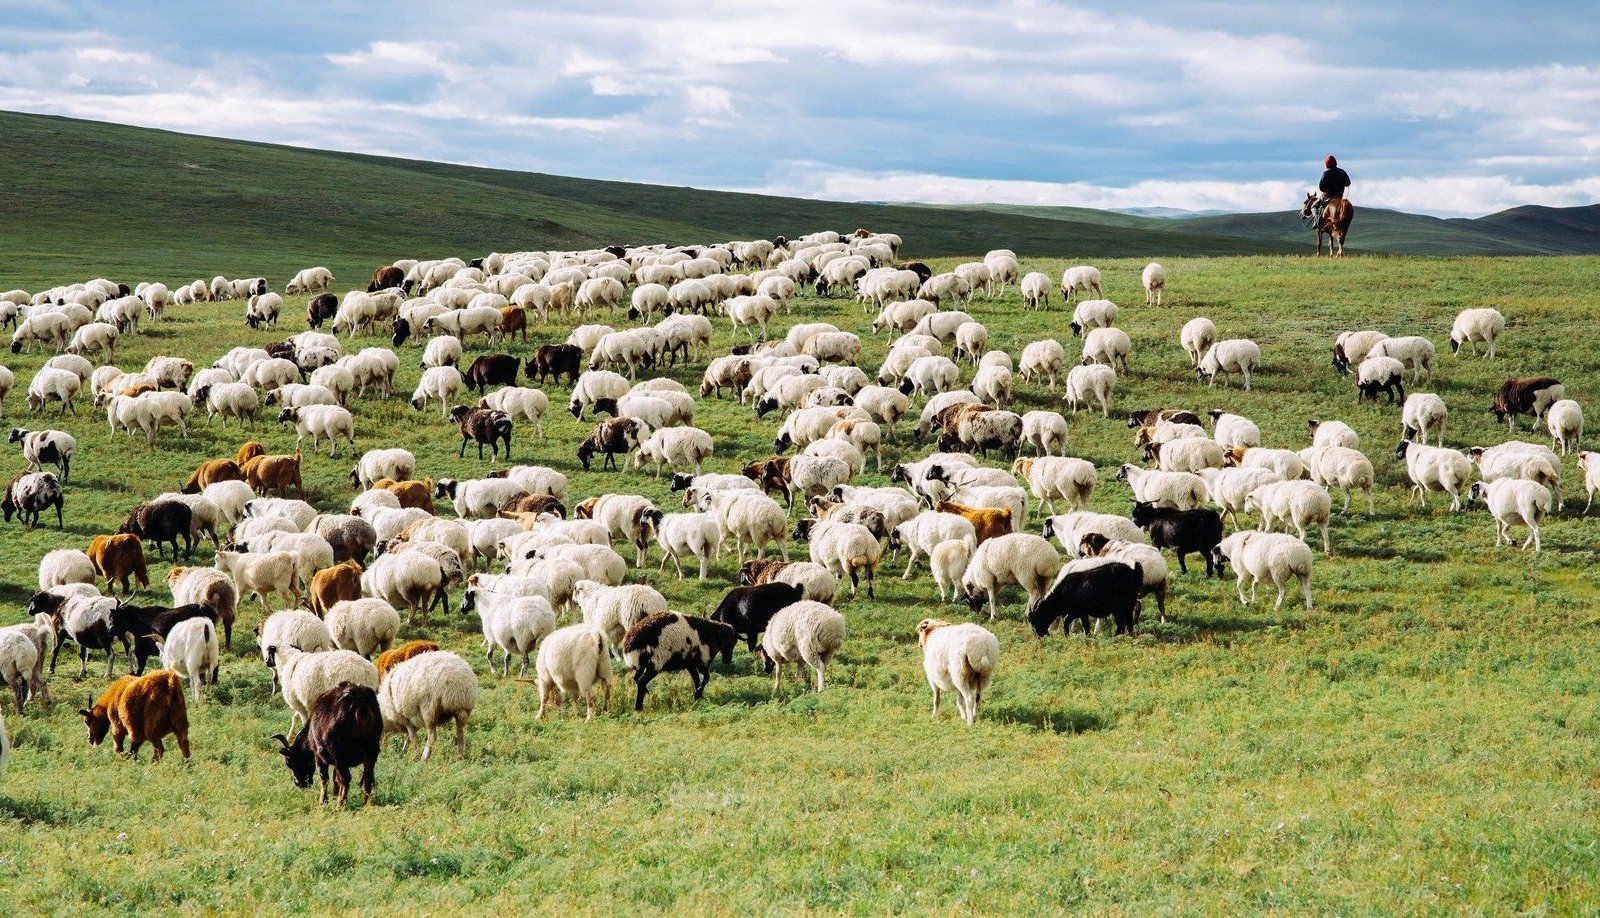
[2,1,1597,217]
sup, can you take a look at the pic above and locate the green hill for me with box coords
[0,111,1291,289]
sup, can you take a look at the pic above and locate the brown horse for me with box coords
[1301,193,1353,256]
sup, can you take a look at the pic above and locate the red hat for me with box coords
[1324,155,1338,167]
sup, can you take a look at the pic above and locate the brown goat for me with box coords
[308,560,363,616]
[88,533,148,595]
[375,640,439,676]
[81,670,189,761]
[742,455,791,500]
[181,458,244,493]
[242,451,305,498]
[236,441,266,465]
[498,305,527,343]
[933,500,1013,544]
[374,478,435,512]
[368,265,404,292]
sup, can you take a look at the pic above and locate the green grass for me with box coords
[3,250,1600,912]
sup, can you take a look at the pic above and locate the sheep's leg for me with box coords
[454,714,467,755]
[318,764,331,804]
[1235,574,1249,607]
[931,687,941,719]
[1321,522,1331,555]
[1300,574,1313,610]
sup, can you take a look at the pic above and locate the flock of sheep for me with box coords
[0,229,1585,804]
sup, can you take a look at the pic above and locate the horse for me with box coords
[1301,193,1353,257]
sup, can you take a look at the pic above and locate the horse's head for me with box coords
[1299,192,1318,221]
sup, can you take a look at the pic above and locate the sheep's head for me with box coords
[915,619,949,647]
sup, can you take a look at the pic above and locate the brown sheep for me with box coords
[368,265,404,292]
[181,458,244,493]
[88,533,148,595]
[81,670,190,761]
[498,305,527,343]
[742,455,791,500]
[242,451,305,498]
[502,493,565,518]
[1492,376,1564,431]
[236,441,266,465]
[933,500,1013,544]
[308,560,363,616]
[375,639,439,676]
[740,558,795,585]
[374,478,435,513]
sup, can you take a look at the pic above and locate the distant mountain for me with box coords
[1114,207,1230,219]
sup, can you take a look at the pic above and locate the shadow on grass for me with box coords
[991,704,1112,734]
[0,794,96,825]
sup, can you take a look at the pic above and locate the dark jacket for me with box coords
[1319,167,1352,198]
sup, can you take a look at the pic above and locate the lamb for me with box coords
[351,448,417,490]
[78,670,190,761]
[1298,445,1376,513]
[166,566,238,649]
[1069,299,1118,336]
[1208,410,1261,450]
[828,484,919,531]
[621,612,736,711]
[1492,376,1565,432]
[409,366,464,417]
[243,495,318,531]
[1114,465,1207,510]
[1308,419,1360,449]
[1450,308,1506,358]
[10,312,72,355]
[654,511,723,579]
[1546,399,1583,455]
[1211,531,1314,610]
[1196,339,1261,390]
[26,367,80,415]
[1180,317,1217,367]
[1027,559,1142,637]
[793,518,881,598]
[573,581,669,657]
[492,464,569,501]
[960,532,1061,620]
[768,455,852,509]
[803,331,863,365]
[916,620,997,725]
[1395,441,1474,512]
[1019,411,1070,456]
[465,590,555,676]
[535,625,613,720]
[1130,502,1224,576]
[1054,365,1117,420]
[159,618,219,702]
[762,600,846,694]
[421,334,463,370]
[242,357,299,392]
[373,649,478,762]
[1018,339,1067,389]
[890,510,977,578]
[214,550,302,612]
[1368,335,1435,383]
[1080,326,1131,371]
[1020,272,1051,310]
[238,530,335,589]
[970,364,1012,408]
[1013,456,1096,514]
[1400,393,1448,446]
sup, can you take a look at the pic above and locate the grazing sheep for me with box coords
[634,426,714,477]
[1546,399,1583,455]
[1368,335,1435,383]
[464,589,555,676]
[1492,376,1565,432]
[1450,308,1505,358]
[1208,411,1261,450]
[38,547,96,591]
[1059,265,1103,301]
[1080,326,1131,371]
[1468,441,1563,510]
[215,550,301,612]
[1180,317,1217,367]
[654,511,723,580]
[762,600,845,694]
[1019,411,1070,457]
[1143,437,1225,474]
[373,650,477,761]
[535,625,613,720]
[573,581,669,658]
[916,619,997,725]
[159,618,219,702]
[793,518,881,599]
[1069,299,1118,337]
[1395,441,1473,512]
[479,386,547,439]
[1355,355,1406,404]
[1063,363,1116,416]
[1115,464,1207,511]
[26,367,81,416]
[890,511,977,578]
[409,366,464,417]
[621,612,736,711]
[268,645,379,737]
[1078,535,1170,622]
[1331,330,1389,375]
[1400,393,1448,446]
[1298,446,1376,513]
[1212,531,1314,610]
[1196,466,1282,531]
[1578,452,1600,513]
[1141,262,1167,306]
[960,532,1061,620]
[1028,560,1142,637]
[1197,339,1261,390]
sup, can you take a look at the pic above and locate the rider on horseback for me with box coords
[1313,155,1351,222]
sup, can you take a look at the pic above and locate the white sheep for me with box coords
[535,625,613,719]
[800,518,881,598]
[422,335,463,368]
[1450,308,1505,358]
[573,581,668,657]
[27,367,80,416]
[216,550,301,612]
[1020,272,1051,310]
[362,551,447,623]
[1080,326,1131,371]
[410,366,464,417]
[1148,437,1225,473]
[1197,339,1261,390]
[892,510,976,578]
[725,294,780,341]
[698,490,789,565]
[1208,411,1261,450]
[1168,317,1213,368]
[568,370,631,419]
[1018,339,1067,390]
[1577,452,1600,513]
[902,355,961,397]
[1298,446,1375,513]
[377,650,478,761]
[951,323,988,364]
[1070,299,1118,337]
[1213,531,1314,610]
[1014,456,1096,515]
[916,620,997,726]
[352,448,416,490]
[468,590,556,676]
[278,404,355,457]
[159,618,219,702]
[1546,399,1583,455]
[1469,442,1563,511]
[480,386,547,439]
[928,539,973,602]
[1019,411,1070,457]
[1396,441,1473,512]
[533,543,627,587]
[826,418,884,472]
[1308,419,1359,449]
[763,600,846,694]
[326,598,402,659]
[1467,479,1550,551]
[268,644,378,733]
[203,480,256,526]
[38,547,96,590]
[652,511,723,580]
[1059,265,1102,301]
[1401,393,1448,447]
[1081,538,1171,621]
[1063,363,1116,416]
[1196,467,1281,530]
[1141,262,1167,307]
[960,532,1061,620]
[1368,335,1435,383]
[970,364,1012,408]
[1115,465,1207,510]
[1244,479,1333,555]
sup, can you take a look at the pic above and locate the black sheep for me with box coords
[1492,376,1563,430]
[307,293,337,329]
[449,406,514,460]
[273,681,383,806]
[1028,561,1143,637]
[391,317,412,348]
[620,612,738,711]
[710,582,804,666]
[576,418,639,471]
[118,500,194,561]
[527,344,582,385]
[1130,501,1223,577]
[464,354,519,392]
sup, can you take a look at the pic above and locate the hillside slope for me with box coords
[0,111,1291,288]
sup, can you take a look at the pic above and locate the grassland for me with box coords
[2,250,1599,912]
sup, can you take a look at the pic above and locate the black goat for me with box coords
[273,681,383,806]
[1130,501,1223,577]
[1028,561,1143,637]
[464,354,519,392]
[709,582,804,667]
[576,418,639,471]
[528,344,582,385]
[109,602,218,675]
[449,406,513,460]
[118,499,194,561]
[307,293,337,328]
